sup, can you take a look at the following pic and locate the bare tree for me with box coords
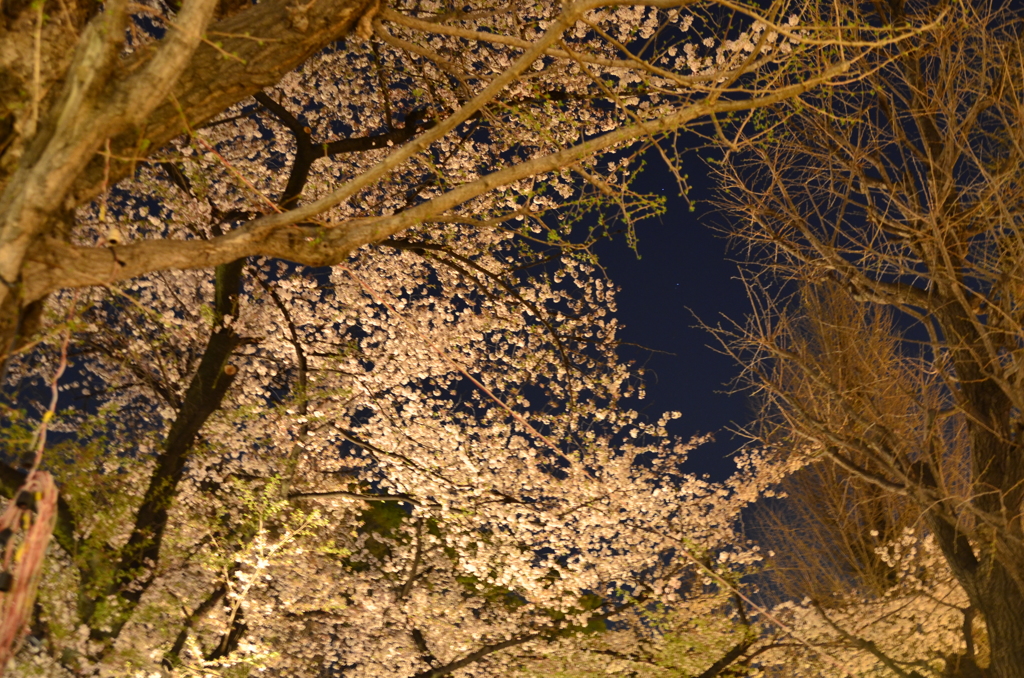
[752,451,917,603]
[717,1,1024,675]
[746,286,984,676]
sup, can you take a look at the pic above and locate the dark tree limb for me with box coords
[254,92,433,209]
[85,258,245,648]
[206,604,247,661]
[409,633,541,678]
[289,489,426,505]
[810,600,918,678]
[164,583,228,665]
[411,627,440,669]
[692,634,757,678]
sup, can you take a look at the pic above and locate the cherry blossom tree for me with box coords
[715,1,1024,675]
[1,229,787,675]
[0,0,938,673]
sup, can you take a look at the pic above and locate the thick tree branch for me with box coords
[85,259,245,648]
[810,601,917,678]
[164,583,228,664]
[253,93,432,209]
[693,634,757,678]
[68,0,379,208]
[206,604,247,661]
[0,0,219,321]
[289,489,424,505]
[20,60,854,304]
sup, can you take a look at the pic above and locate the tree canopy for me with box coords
[0,0,1000,675]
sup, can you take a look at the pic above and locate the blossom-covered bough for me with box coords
[0,0,931,674]
[0,0,894,343]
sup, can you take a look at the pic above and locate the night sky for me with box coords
[596,150,752,480]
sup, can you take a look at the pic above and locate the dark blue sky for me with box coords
[596,152,751,479]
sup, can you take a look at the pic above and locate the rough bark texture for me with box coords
[0,0,376,357]
[67,0,379,207]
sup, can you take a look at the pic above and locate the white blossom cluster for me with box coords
[5,232,783,676]
[0,0,849,673]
